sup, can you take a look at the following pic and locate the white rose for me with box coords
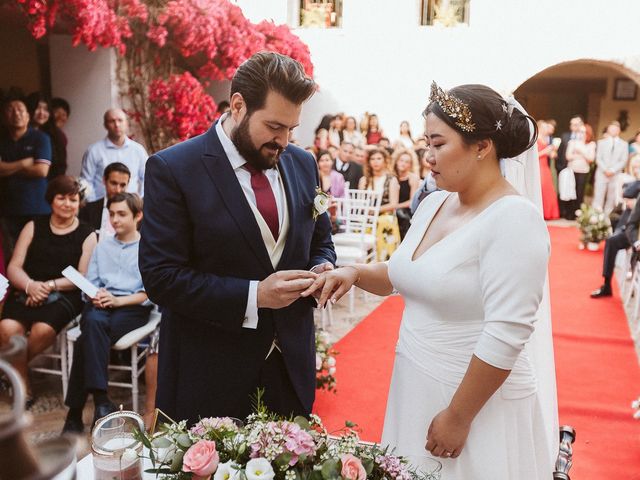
[319,331,331,344]
[632,399,640,409]
[314,194,329,215]
[327,356,336,367]
[215,461,241,480]
[635,410,640,420]
[328,367,336,375]
[246,458,275,480]
[589,216,598,224]
[316,354,323,370]
[575,209,582,216]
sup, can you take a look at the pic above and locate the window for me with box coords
[298,0,343,28]
[421,0,470,27]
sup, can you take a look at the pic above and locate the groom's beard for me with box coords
[231,115,284,170]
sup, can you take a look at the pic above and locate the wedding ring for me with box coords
[443,451,452,457]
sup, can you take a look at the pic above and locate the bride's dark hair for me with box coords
[424,84,537,159]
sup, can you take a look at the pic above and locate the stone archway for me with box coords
[513,59,640,140]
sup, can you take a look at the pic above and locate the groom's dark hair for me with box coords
[231,51,316,114]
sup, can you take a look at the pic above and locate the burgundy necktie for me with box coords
[244,164,279,240]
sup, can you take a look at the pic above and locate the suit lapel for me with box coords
[276,152,301,269]
[200,126,274,273]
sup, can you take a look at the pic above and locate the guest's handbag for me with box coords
[395,208,412,221]
[15,290,62,306]
[558,168,577,201]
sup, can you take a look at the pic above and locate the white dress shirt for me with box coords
[99,197,115,241]
[81,136,148,201]
[215,118,287,329]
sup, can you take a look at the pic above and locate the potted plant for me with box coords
[575,203,612,251]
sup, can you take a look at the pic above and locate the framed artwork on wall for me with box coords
[613,78,637,101]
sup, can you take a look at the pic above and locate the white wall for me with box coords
[235,0,640,147]
[49,35,119,176]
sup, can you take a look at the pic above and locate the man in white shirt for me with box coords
[593,121,629,214]
[333,141,362,189]
[140,52,336,423]
[80,108,147,201]
[79,162,130,240]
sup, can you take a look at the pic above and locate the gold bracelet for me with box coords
[342,265,361,284]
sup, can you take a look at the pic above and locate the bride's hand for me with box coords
[300,266,359,307]
[425,407,471,459]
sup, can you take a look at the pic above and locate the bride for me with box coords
[303,82,557,479]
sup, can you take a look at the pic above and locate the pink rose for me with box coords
[183,440,220,478]
[340,454,366,480]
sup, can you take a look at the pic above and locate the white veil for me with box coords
[500,98,559,463]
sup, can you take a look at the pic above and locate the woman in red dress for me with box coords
[536,120,559,220]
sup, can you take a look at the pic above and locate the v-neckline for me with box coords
[410,192,518,263]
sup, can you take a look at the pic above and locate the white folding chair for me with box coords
[30,320,76,399]
[332,189,382,264]
[66,307,161,412]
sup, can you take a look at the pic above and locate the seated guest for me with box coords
[0,95,52,243]
[63,193,151,432]
[26,92,68,179]
[318,150,346,199]
[79,162,131,238]
[334,141,362,189]
[358,148,400,260]
[80,108,147,201]
[0,176,96,403]
[591,181,640,298]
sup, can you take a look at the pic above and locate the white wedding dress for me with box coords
[383,190,555,479]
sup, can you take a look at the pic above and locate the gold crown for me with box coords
[429,81,476,132]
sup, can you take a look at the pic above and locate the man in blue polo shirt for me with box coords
[0,96,52,244]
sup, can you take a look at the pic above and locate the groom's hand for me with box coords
[257,270,318,309]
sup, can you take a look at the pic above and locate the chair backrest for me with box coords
[341,189,382,235]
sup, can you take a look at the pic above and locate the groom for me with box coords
[140,52,336,424]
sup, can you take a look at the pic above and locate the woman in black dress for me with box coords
[0,176,96,401]
[392,148,421,240]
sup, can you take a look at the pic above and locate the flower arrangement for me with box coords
[137,395,441,480]
[575,203,612,245]
[313,188,331,221]
[316,330,338,392]
[632,396,640,420]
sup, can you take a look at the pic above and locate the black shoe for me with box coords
[92,401,118,429]
[590,286,612,298]
[62,415,84,434]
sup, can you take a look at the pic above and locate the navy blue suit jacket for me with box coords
[139,124,335,423]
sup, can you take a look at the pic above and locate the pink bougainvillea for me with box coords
[255,20,314,77]
[148,72,218,142]
[14,0,148,54]
[11,0,314,149]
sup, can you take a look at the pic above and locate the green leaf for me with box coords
[170,449,185,473]
[151,436,173,448]
[294,416,311,430]
[321,459,340,480]
[362,458,374,475]
[177,433,192,449]
[345,421,356,428]
[275,452,294,469]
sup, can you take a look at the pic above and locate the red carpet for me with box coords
[549,226,640,479]
[314,226,640,478]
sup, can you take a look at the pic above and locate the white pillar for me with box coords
[49,35,119,176]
